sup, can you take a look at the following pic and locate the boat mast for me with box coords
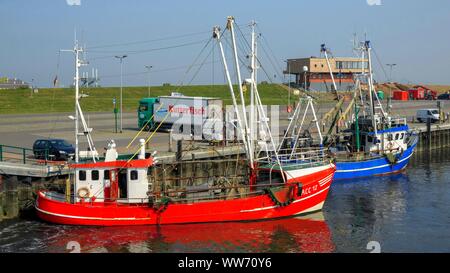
[227,16,255,168]
[61,40,98,163]
[249,20,256,158]
[365,41,378,135]
[213,26,253,166]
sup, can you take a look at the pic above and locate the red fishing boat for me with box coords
[36,146,335,226]
[35,16,336,226]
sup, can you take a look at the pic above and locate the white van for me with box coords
[416,109,439,123]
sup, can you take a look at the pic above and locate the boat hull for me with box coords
[334,140,417,180]
[35,164,335,226]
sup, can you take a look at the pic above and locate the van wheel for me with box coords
[417,118,423,123]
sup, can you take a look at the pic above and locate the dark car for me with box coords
[33,139,75,161]
[437,93,450,100]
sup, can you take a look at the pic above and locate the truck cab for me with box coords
[138,98,159,130]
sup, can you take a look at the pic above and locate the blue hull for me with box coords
[334,140,417,180]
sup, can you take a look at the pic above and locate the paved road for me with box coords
[0,100,448,154]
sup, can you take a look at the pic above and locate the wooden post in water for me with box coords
[176,140,182,187]
[427,118,432,149]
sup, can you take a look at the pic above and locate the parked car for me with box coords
[32,139,75,161]
[437,93,450,100]
[416,109,440,123]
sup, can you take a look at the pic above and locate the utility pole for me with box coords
[145,65,153,97]
[115,55,127,133]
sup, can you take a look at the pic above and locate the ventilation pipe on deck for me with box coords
[139,139,146,159]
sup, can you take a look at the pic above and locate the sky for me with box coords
[1,0,450,88]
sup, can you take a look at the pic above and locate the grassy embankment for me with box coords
[1,83,448,115]
[0,84,336,115]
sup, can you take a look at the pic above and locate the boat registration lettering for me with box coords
[301,185,318,196]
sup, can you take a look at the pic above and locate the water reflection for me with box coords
[40,213,334,253]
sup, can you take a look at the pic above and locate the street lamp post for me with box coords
[284,60,291,114]
[386,63,397,83]
[145,65,153,97]
[386,63,397,113]
[115,55,127,133]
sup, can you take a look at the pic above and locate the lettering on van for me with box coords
[168,105,205,115]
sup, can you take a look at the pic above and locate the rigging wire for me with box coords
[86,24,248,50]
[86,29,212,49]
[372,46,389,82]
[87,39,208,61]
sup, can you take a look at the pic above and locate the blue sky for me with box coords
[1,0,449,87]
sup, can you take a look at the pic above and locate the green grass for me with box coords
[0,84,299,115]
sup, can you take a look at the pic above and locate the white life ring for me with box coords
[77,187,91,198]
[387,142,394,150]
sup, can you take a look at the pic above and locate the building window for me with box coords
[79,170,86,181]
[104,170,110,180]
[92,170,99,181]
[130,170,138,181]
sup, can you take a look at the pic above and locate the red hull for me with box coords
[36,164,335,226]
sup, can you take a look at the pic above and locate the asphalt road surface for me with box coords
[0,100,448,154]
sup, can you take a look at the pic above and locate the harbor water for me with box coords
[0,148,449,253]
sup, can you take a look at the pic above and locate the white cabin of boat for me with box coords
[71,139,153,204]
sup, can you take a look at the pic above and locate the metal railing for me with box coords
[42,180,292,205]
[258,147,331,169]
[0,144,49,165]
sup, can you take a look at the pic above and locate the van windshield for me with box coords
[431,110,439,114]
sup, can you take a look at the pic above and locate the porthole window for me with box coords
[79,170,86,181]
[92,170,99,181]
[130,170,138,181]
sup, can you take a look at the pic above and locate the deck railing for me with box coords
[257,147,331,169]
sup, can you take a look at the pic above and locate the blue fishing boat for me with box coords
[279,41,417,181]
[332,120,418,180]
[329,41,417,180]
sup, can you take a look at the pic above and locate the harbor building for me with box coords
[0,77,30,89]
[285,57,369,92]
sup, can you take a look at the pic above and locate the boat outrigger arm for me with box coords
[213,17,286,182]
[279,96,323,158]
[320,44,339,98]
